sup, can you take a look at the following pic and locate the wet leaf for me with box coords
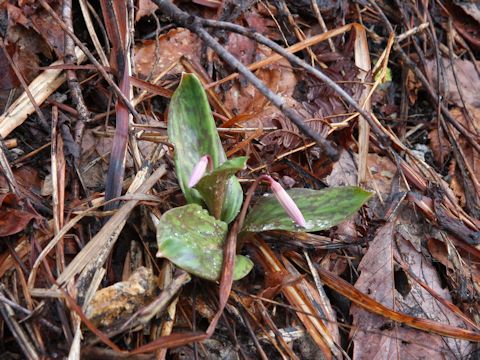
[195,156,247,221]
[242,186,372,233]
[0,193,42,237]
[156,204,253,281]
[168,73,243,223]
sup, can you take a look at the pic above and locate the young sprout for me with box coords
[188,154,213,188]
[259,175,307,228]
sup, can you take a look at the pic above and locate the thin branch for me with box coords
[368,0,480,155]
[0,38,49,131]
[201,19,386,143]
[62,0,91,199]
[151,0,340,160]
[38,0,142,123]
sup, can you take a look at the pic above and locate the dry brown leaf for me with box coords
[244,9,282,41]
[425,58,480,109]
[85,267,157,328]
[192,0,221,8]
[25,0,65,57]
[428,106,480,203]
[454,1,480,24]
[0,193,42,237]
[223,44,296,116]
[428,127,451,165]
[350,210,473,359]
[427,235,480,291]
[80,122,161,189]
[134,28,201,79]
[406,68,421,104]
[325,150,358,241]
[365,154,400,195]
[135,0,158,21]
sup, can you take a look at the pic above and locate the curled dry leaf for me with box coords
[428,107,480,204]
[222,44,295,114]
[221,43,302,148]
[84,267,157,328]
[80,121,162,189]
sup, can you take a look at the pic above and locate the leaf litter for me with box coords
[0,0,479,359]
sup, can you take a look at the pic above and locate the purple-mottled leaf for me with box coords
[195,156,246,221]
[156,204,253,281]
[242,186,372,233]
[167,73,243,223]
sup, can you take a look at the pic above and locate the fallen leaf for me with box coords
[6,4,29,27]
[454,1,480,24]
[85,267,157,328]
[223,54,295,115]
[135,0,157,21]
[325,150,359,241]
[134,28,201,79]
[350,209,473,359]
[428,107,480,203]
[425,58,480,109]
[23,0,64,57]
[192,0,221,8]
[80,120,161,190]
[447,1,480,48]
[0,193,41,237]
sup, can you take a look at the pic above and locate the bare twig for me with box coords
[368,0,480,154]
[63,0,92,199]
[199,19,386,148]
[0,285,39,360]
[0,139,18,194]
[310,0,336,52]
[0,38,49,132]
[79,0,110,67]
[63,0,92,136]
[38,0,142,123]
[0,295,61,334]
[151,0,340,160]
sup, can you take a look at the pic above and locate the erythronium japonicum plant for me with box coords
[156,73,372,281]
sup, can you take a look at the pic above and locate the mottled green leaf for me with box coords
[242,186,372,233]
[167,73,243,222]
[156,204,253,281]
[195,157,247,221]
[221,178,243,224]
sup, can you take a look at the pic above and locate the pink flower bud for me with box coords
[265,176,306,228]
[188,155,212,188]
